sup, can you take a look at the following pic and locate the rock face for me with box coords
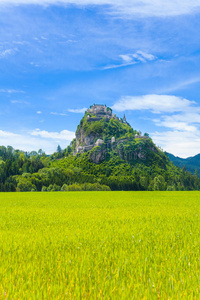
[75,127,95,151]
[89,146,107,164]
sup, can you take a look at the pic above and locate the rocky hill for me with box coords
[1,104,200,192]
[73,104,151,163]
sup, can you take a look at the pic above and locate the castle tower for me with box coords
[123,114,126,123]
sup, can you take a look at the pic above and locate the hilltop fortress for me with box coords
[74,104,148,155]
[86,104,127,124]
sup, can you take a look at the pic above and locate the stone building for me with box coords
[87,104,110,116]
[111,137,115,143]
[86,104,118,122]
[95,139,104,146]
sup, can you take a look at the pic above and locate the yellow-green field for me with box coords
[0,192,200,299]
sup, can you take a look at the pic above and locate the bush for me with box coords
[61,184,68,191]
[67,184,82,191]
[17,180,36,192]
[47,184,61,192]
[41,186,48,192]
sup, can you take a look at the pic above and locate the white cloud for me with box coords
[68,107,87,113]
[36,111,42,114]
[135,51,156,61]
[112,93,200,131]
[154,119,197,132]
[112,95,197,114]
[167,113,200,123]
[123,51,156,64]
[13,41,27,45]
[11,100,29,104]
[104,51,157,70]
[50,112,68,116]
[31,129,75,140]
[119,55,133,64]
[30,62,40,67]
[152,130,200,158]
[154,113,200,132]
[0,129,75,154]
[0,0,199,17]
[0,130,20,138]
[0,89,25,94]
[0,49,15,58]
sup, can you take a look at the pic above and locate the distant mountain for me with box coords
[167,152,200,176]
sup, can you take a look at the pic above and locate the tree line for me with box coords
[1,143,200,192]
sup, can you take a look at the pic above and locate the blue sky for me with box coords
[1,1,200,157]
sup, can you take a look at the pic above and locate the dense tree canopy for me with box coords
[1,140,200,192]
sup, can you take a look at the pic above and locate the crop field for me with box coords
[0,192,200,299]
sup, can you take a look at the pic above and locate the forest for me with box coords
[0,143,200,192]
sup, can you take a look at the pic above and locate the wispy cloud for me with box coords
[160,77,200,93]
[104,51,157,70]
[68,107,87,113]
[11,100,29,104]
[30,62,40,67]
[36,111,42,114]
[0,0,200,17]
[0,48,15,58]
[50,112,68,116]
[0,89,25,94]
[120,51,156,63]
[103,62,136,70]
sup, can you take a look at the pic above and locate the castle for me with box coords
[86,104,127,124]
[74,104,148,155]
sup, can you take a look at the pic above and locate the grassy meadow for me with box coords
[0,191,200,299]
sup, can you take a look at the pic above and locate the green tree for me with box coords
[153,175,166,191]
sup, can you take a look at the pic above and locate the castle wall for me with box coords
[87,117,102,122]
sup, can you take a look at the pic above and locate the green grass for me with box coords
[0,191,200,299]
